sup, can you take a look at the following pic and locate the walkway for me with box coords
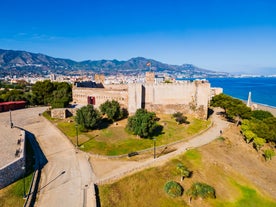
[2,107,96,207]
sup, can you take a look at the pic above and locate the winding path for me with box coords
[4,107,96,207]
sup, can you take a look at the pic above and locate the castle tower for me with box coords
[94,74,105,84]
[145,72,155,84]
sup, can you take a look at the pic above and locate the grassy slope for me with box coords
[45,113,210,155]
[99,148,276,207]
[0,174,32,207]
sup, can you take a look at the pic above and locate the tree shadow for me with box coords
[97,118,113,130]
[151,125,164,137]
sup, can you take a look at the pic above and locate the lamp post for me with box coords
[75,124,79,147]
[21,166,26,198]
[9,109,13,128]
[153,138,156,159]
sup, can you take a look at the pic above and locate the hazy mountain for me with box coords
[0,49,229,78]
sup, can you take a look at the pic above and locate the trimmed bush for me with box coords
[164,181,184,197]
[186,182,216,200]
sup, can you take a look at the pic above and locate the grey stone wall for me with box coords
[51,108,77,119]
[0,130,26,189]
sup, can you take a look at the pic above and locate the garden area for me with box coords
[44,110,210,156]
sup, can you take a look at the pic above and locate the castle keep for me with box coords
[72,72,222,119]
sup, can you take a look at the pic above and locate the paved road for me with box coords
[3,107,96,207]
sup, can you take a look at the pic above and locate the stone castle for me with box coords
[72,72,222,119]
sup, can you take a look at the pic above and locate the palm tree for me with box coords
[176,163,191,182]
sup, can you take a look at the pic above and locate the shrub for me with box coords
[186,182,216,200]
[263,149,275,161]
[253,137,266,151]
[172,112,188,124]
[164,181,184,197]
[243,130,257,143]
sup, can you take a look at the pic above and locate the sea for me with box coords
[179,77,276,108]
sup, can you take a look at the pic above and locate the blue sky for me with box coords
[1,0,276,74]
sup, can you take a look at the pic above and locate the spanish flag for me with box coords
[146,62,151,67]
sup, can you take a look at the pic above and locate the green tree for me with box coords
[32,81,72,107]
[250,119,272,141]
[176,163,191,182]
[75,105,100,131]
[1,89,24,101]
[51,82,72,108]
[263,117,276,142]
[211,93,251,120]
[32,80,54,105]
[100,100,124,122]
[251,110,273,121]
[126,109,159,138]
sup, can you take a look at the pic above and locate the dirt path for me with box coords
[92,108,229,184]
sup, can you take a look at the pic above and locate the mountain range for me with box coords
[0,49,230,78]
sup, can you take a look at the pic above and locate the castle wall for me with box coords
[127,81,211,119]
[73,79,218,119]
[72,86,128,109]
[128,84,142,114]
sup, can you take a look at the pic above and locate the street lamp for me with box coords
[75,124,79,147]
[9,109,13,128]
[153,138,156,159]
[21,166,26,198]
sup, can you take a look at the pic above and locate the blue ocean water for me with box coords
[206,78,276,108]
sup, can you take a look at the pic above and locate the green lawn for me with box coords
[212,181,276,207]
[45,112,210,155]
[0,174,33,207]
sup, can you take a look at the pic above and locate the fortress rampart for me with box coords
[128,81,210,118]
[72,73,222,119]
